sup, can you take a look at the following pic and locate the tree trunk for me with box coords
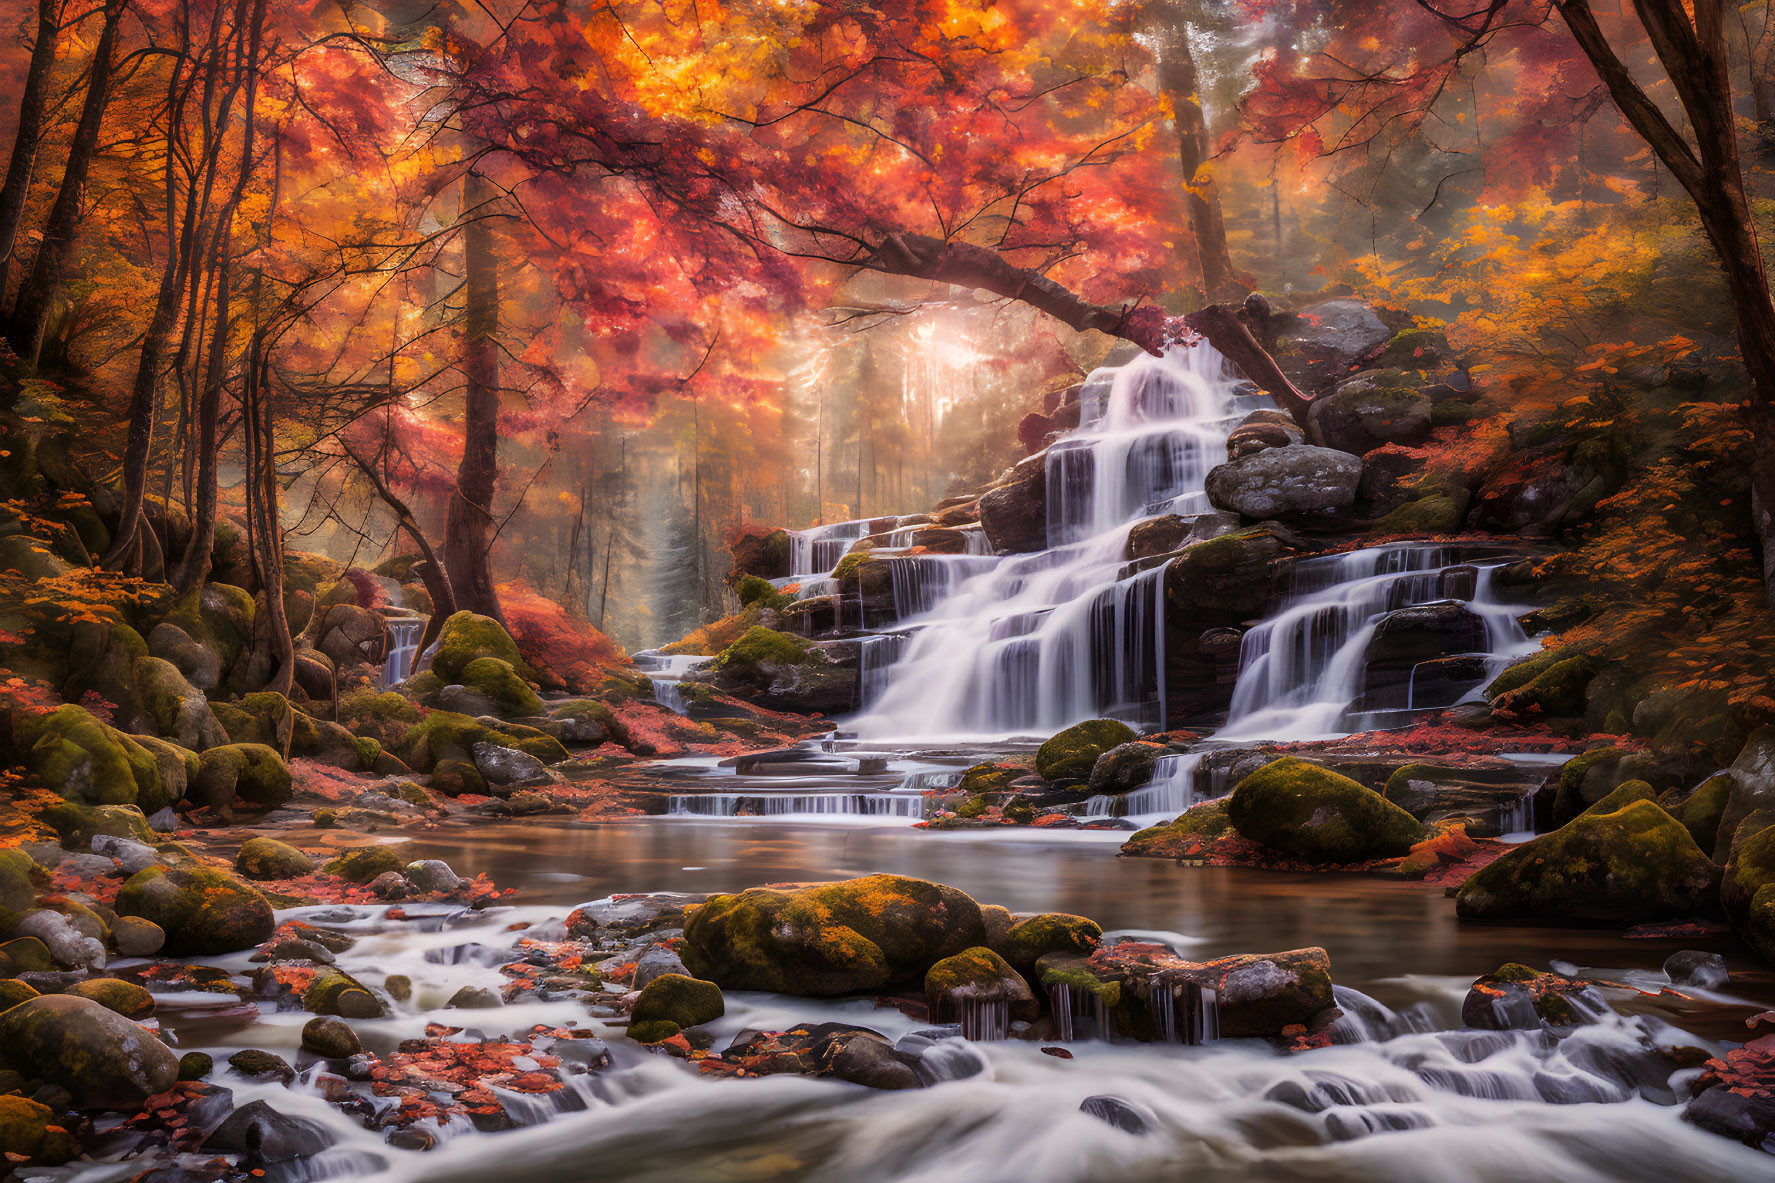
[441,166,505,624]
[7,0,126,365]
[1152,10,1244,300]
[0,0,61,314]
[340,442,459,649]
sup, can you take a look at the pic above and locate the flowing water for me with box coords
[632,650,713,716]
[381,618,427,687]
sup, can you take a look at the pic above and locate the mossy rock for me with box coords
[681,874,989,996]
[630,973,724,1032]
[0,848,37,913]
[0,1092,81,1164]
[1461,963,1598,1029]
[133,655,227,751]
[0,978,40,1011]
[322,846,405,884]
[1664,774,1732,856]
[1373,493,1463,535]
[429,758,487,796]
[0,994,179,1109]
[37,802,156,846]
[396,710,569,773]
[1550,746,1662,826]
[1486,652,1594,723]
[1163,525,1301,621]
[458,656,543,718]
[129,733,199,805]
[711,625,816,675]
[1121,798,1237,857]
[627,1019,681,1044]
[923,946,1038,1023]
[1456,801,1721,924]
[114,865,274,956]
[65,978,154,1019]
[735,575,792,610]
[1035,719,1138,784]
[227,1048,294,1079]
[236,837,316,880]
[177,1051,213,1081]
[993,913,1102,976]
[191,743,292,810]
[19,704,164,809]
[1227,757,1423,862]
[956,763,1020,796]
[337,689,421,748]
[432,611,532,683]
[1378,327,1451,369]
[0,937,52,974]
[304,969,387,1018]
[1721,821,1775,962]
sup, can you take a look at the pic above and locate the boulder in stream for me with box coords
[1205,446,1363,519]
[1227,757,1424,863]
[1037,943,1336,1040]
[114,864,274,955]
[1036,719,1138,783]
[0,994,178,1109]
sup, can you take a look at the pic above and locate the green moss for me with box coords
[712,625,814,672]
[193,743,292,810]
[36,802,155,846]
[304,969,387,1018]
[631,973,724,1030]
[65,977,154,1019]
[735,575,792,610]
[1551,746,1630,824]
[322,846,405,884]
[994,913,1102,974]
[0,978,40,1011]
[1665,774,1732,856]
[1034,719,1138,783]
[923,946,1036,1021]
[114,865,274,955]
[1379,327,1449,368]
[1457,800,1720,923]
[1035,961,1122,1008]
[1374,494,1463,535]
[177,1052,213,1081]
[0,1092,81,1164]
[235,837,316,880]
[459,656,544,717]
[396,710,569,772]
[955,795,988,819]
[19,704,162,807]
[337,689,421,746]
[1431,400,1483,427]
[432,612,531,683]
[1226,757,1424,862]
[1582,779,1655,818]
[627,1019,681,1044]
[1121,798,1236,857]
[0,849,37,914]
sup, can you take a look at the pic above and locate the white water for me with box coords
[633,650,712,716]
[382,617,426,686]
[856,345,1251,739]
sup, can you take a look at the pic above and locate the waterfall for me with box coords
[382,618,426,686]
[1219,545,1536,742]
[1083,752,1201,823]
[788,519,874,578]
[856,345,1253,739]
[633,651,713,717]
[858,633,910,708]
[666,791,928,818]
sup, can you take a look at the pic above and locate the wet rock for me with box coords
[1664,950,1728,990]
[1722,822,1775,962]
[301,1016,362,1058]
[226,1049,294,1082]
[178,1051,213,1080]
[1273,299,1394,390]
[1662,774,1732,859]
[404,859,461,894]
[0,994,178,1109]
[1715,726,1775,862]
[458,656,544,718]
[631,974,723,1040]
[115,865,274,955]
[993,913,1103,976]
[923,947,1037,1031]
[568,893,706,940]
[0,1093,81,1164]
[1080,1094,1151,1134]
[1036,719,1138,784]
[0,847,37,912]
[728,527,792,582]
[0,936,53,974]
[0,978,40,1009]
[1456,801,1720,924]
[682,875,988,995]
[1358,604,1488,709]
[633,943,690,991]
[368,870,411,900]
[978,452,1048,554]
[235,836,315,880]
[473,741,552,788]
[1088,741,1168,795]
[66,978,155,1019]
[1307,383,1432,455]
[1226,410,1306,460]
[431,610,531,683]
[1206,445,1362,519]
[1461,964,1604,1030]
[305,969,387,1018]
[202,1099,334,1162]
[692,625,857,714]
[190,743,292,810]
[15,910,104,970]
[1164,523,1302,624]
[92,833,160,875]
[720,1023,924,1090]
[1041,943,1335,1041]
[321,845,405,884]
[396,710,568,774]
[1548,745,1664,826]
[19,704,167,809]
[1227,757,1423,863]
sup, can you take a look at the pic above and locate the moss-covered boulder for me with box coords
[1307,383,1433,455]
[0,848,37,913]
[924,946,1038,1027]
[629,973,723,1040]
[111,916,164,957]
[19,704,166,809]
[395,710,568,773]
[1549,746,1663,826]
[190,743,292,810]
[1580,779,1656,818]
[0,1093,80,1164]
[1035,719,1138,784]
[1487,653,1595,726]
[0,994,178,1109]
[37,802,157,848]
[993,913,1103,976]
[236,837,316,880]
[129,733,199,806]
[0,978,40,1010]
[1163,524,1302,624]
[1664,773,1733,858]
[1226,757,1422,862]
[1721,822,1775,962]
[336,689,421,749]
[304,969,387,1018]
[698,626,856,714]
[1121,798,1237,858]
[432,611,530,683]
[1460,963,1603,1030]
[1087,741,1168,795]
[1456,801,1720,924]
[322,846,405,884]
[681,874,989,996]
[133,655,227,751]
[114,865,274,955]
[1716,726,1775,863]
[728,527,793,582]
[457,656,543,718]
[1372,493,1465,536]
[65,978,155,1019]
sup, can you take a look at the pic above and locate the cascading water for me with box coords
[633,651,713,716]
[857,345,1258,738]
[788,519,875,578]
[382,618,426,686]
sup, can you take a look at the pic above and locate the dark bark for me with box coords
[1557,0,1775,601]
[441,166,506,624]
[1151,9,1245,301]
[7,0,126,365]
[0,0,62,312]
[340,442,459,650]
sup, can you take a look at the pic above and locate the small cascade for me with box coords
[382,618,426,686]
[1497,787,1536,837]
[1084,752,1201,822]
[936,997,1011,1041]
[633,651,712,717]
[858,633,910,709]
[1144,978,1219,1045]
[789,519,874,578]
[1046,982,1113,1042]
[666,792,928,818]
[791,576,839,601]
[1220,544,1536,741]
[887,555,999,619]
